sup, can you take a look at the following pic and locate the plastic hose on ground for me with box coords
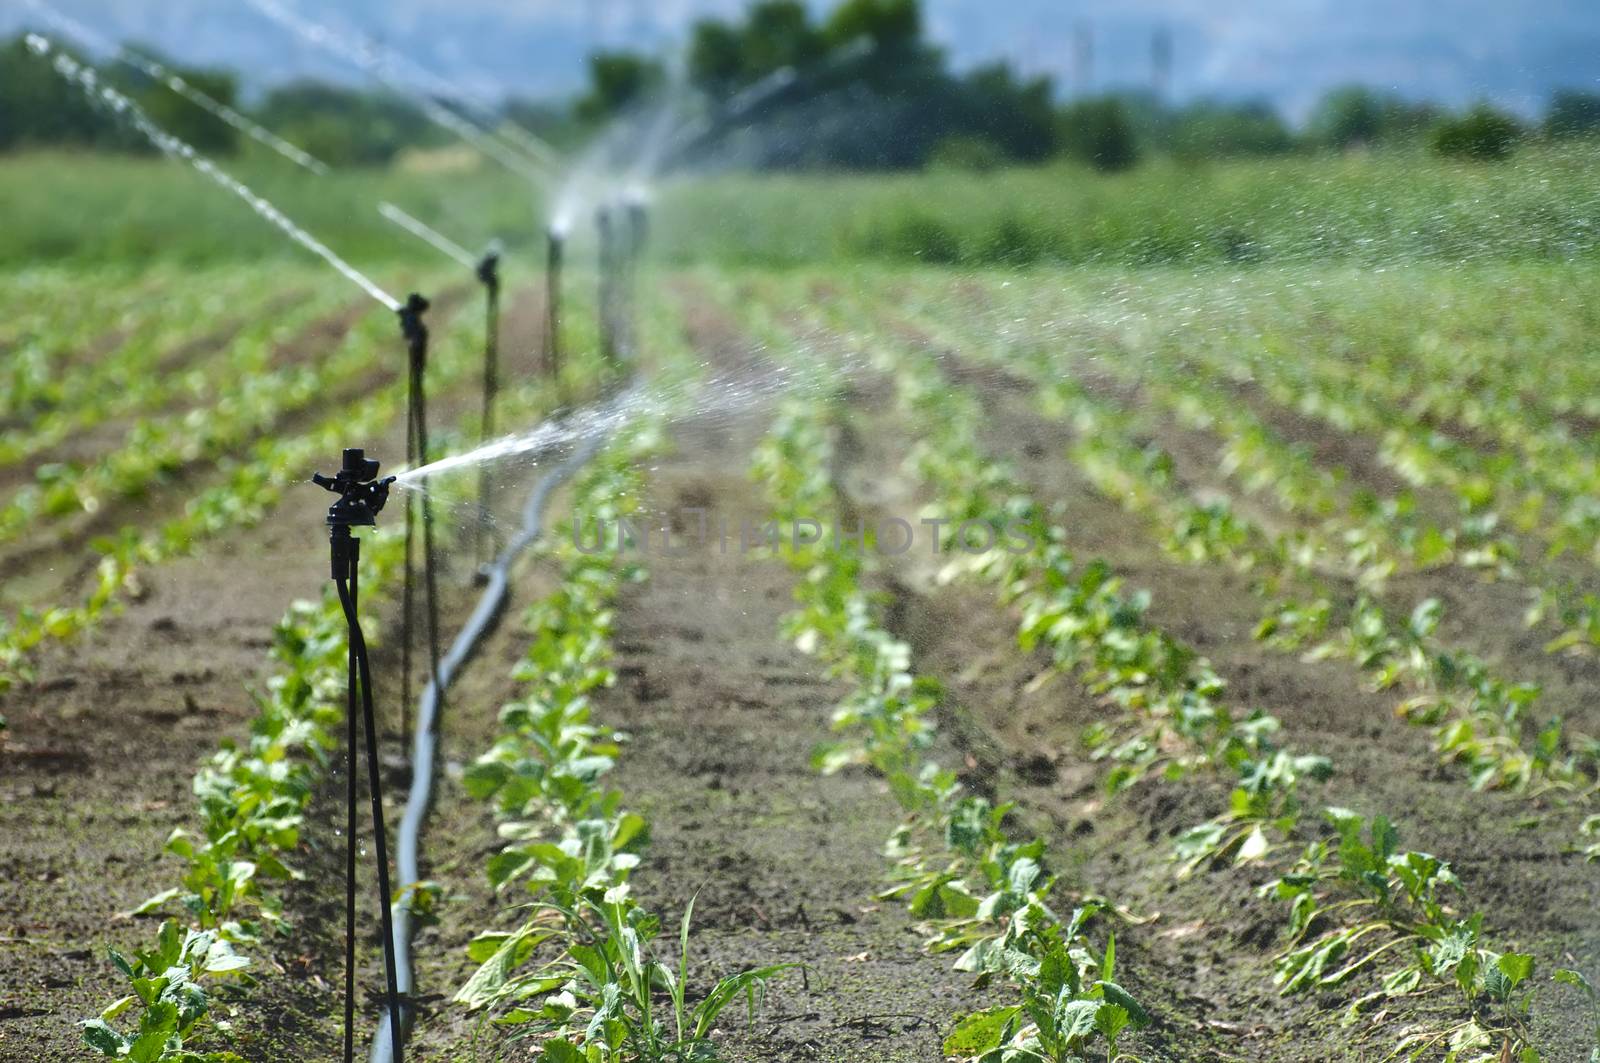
[369,430,609,1063]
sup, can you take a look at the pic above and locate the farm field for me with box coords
[2,146,1600,1063]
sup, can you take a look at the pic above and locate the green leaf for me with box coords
[108,948,138,982]
[1058,999,1100,1041]
[1555,968,1595,999]
[942,1006,1021,1055]
[1095,1002,1130,1041]
[540,1038,584,1063]
[100,996,137,1023]
[486,850,535,888]
[128,888,181,917]
[453,928,548,1010]
[1497,953,1535,990]
[465,932,514,964]
[1096,981,1150,1029]
[80,1019,126,1056]
[128,1001,178,1063]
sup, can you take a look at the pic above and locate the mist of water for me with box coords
[241,0,553,184]
[24,0,330,176]
[378,202,479,271]
[26,34,400,312]
[394,350,850,490]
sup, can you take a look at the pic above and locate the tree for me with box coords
[1430,104,1521,161]
[1309,85,1385,149]
[1308,85,1439,150]
[1167,100,1293,159]
[688,18,745,96]
[823,0,922,55]
[0,34,135,152]
[1059,97,1140,172]
[741,1,825,79]
[125,49,240,155]
[576,51,663,123]
[961,63,1056,162]
[255,81,440,166]
[1546,90,1600,138]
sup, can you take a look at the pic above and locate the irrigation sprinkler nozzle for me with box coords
[476,249,500,292]
[315,441,406,1063]
[314,449,396,530]
[398,292,430,349]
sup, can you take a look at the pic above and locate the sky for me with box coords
[6,0,1598,119]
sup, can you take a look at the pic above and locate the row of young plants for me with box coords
[870,277,1599,815]
[80,529,408,1061]
[922,269,1600,654]
[881,267,1600,668]
[897,350,1577,1061]
[898,272,1530,596]
[1065,381,1597,808]
[0,285,406,547]
[1231,333,1600,652]
[0,275,331,472]
[453,420,795,1061]
[70,278,599,1060]
[745,276,1574,1062]
[0,266,214,422]
[0,279,469,693]
[747,383,1155,1063]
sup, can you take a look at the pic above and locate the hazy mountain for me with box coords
[6,0,1598,118]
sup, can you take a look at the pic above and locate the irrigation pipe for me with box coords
[368,425,612,1063]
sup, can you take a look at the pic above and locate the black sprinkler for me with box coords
[314,447,405,1063]
[316,448,394,525]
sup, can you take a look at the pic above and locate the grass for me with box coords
[0,150,540,270]
[653,143,1600,268]
[3,143,1599,273]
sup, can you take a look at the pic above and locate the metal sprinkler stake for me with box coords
[398,295,444,760]
[313,449,404,1063]
[622,199,650,360]
[474,249,502,574]
[596,206,618,369]
[545,227,565,401]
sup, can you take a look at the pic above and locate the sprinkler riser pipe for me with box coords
[313,448,404,1063]
[596,207,618,366]
[546,231,564,383]
[476,254,502,569]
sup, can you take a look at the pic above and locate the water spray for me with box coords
[26,35,399,312]
[23,0,330,176]
[662,37,875,171]
[242,0,555,183]
[397,295,445,756]
[311,448,404,1063]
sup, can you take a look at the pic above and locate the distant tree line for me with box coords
[3,0,1600,171]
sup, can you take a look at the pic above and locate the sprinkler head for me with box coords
[398,292,430,346]
[313,448,396,528]
[476,248,500,289]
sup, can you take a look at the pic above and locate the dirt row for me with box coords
[5,270,1595,1063]
[0,283,535,1060]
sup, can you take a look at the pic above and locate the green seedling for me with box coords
[81,918,249,1062]
[461,892,794,1062]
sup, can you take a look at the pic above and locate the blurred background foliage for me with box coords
[4,0,1598,172]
